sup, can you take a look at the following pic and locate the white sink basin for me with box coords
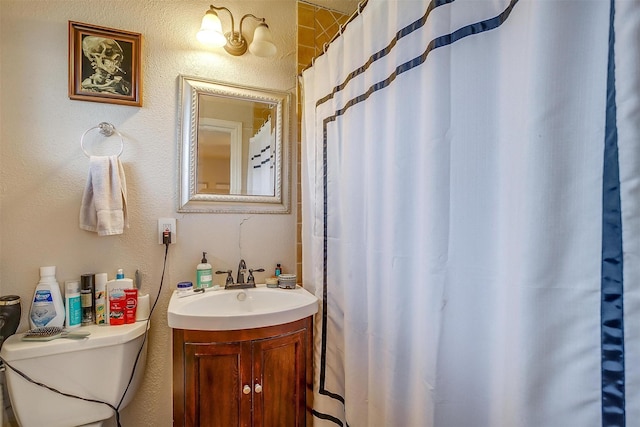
[167,284,319,331]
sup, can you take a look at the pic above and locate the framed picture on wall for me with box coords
[68,21,142,107]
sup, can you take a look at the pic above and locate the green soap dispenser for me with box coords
[196,252,213,289]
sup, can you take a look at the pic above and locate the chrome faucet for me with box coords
[236,259,247,284]
[216,260,263,289]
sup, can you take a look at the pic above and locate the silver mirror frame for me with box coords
[178,75,291,213]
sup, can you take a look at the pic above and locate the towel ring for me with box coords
[80,122,124,158]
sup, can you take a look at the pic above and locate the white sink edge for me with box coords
[167,285,319,331]
[168,303,318,331]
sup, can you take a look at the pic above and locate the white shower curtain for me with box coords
[301,1,640,426]
[246,117,275,196]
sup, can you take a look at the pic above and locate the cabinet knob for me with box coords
[243,385,251,395]
[254,383,263,393]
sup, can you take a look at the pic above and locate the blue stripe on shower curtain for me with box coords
[601,1,625,426]
[315,0,454,108]
[313,0,520,424]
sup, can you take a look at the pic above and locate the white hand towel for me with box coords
[79,155,128,236]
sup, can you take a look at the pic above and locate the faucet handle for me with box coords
[247,268,265,285]
[215,270,234,285]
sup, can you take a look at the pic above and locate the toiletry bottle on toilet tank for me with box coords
[94,273,108,325]
[106,269,133,325]
[80,273,95,326]
[29,266,65,329]
[64,280,82,329]
[196,252,213,289]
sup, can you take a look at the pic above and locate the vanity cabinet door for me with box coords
[252,329,308,427]
[183,341,252,427]
[173,317,313,427]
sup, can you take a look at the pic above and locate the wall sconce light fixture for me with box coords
[197,4,277,58]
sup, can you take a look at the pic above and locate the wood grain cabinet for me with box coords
[173,316,313,427]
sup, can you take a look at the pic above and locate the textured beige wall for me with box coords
[0,1,297,425]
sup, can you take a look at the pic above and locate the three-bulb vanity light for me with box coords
[197,3,277,58]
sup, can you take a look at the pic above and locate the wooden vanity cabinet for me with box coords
[173,316,313,427]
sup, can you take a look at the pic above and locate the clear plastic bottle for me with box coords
[29,266,65,329]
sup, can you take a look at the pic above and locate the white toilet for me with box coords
[0,322,149,427]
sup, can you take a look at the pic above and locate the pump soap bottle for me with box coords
[196,252,213,289]
[29,266,65,329]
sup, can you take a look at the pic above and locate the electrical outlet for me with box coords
[158,218,177,244]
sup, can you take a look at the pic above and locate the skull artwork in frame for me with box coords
[68,22,142,107]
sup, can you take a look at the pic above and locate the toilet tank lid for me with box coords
[0,322,149,361]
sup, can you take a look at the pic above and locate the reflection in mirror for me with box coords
[178,75,290,213]
[197,96,276,196]
[197,117,241,195]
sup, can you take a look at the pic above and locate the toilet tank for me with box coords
[0,322,149,427]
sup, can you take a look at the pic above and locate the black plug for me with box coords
[162,229,171,245]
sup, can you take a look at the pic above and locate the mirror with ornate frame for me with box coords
[178,75,291,213]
